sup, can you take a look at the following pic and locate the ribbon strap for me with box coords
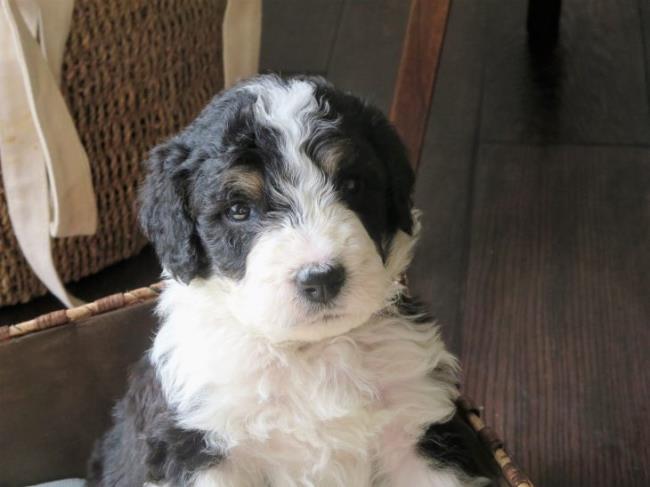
[0,0,97,306]
[223,0,261,87]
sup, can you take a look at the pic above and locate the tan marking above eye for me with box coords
[221,167,264,198]
[319,144,348,175]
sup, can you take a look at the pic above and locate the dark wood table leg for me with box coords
[389,0,451,172]
[527,0,562,53]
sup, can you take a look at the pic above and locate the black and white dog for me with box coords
[88,75,497,486]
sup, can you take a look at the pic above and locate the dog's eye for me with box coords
[226,202,252,222]
[341,177,363,195]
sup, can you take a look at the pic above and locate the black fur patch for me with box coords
[393,296,499,483]
[300,78,415,253]
[395,294,435,324]
[87,358,224,486]
[310,79,414,239]
[418,410,501,485]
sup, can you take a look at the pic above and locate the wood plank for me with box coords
[423,0,484,145]
[461,144,650,487]
[408,0,485,351]
[389,0,451,169]
[409,143,475,352]
[480,0,650,145]
[259,0,344,75]
[326,0,410,114]
[641,0,650,108]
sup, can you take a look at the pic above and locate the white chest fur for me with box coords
[151,283,460,486]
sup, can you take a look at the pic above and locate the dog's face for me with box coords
[140,76,416,342]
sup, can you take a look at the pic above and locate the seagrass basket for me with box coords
[0,0,227,306]
[0,284,534,487]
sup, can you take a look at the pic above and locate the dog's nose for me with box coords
[296,263,346,304]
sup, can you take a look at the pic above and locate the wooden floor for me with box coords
[2,1,648,485]
[410,1,650,486]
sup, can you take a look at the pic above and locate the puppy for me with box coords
[88,75,497,486]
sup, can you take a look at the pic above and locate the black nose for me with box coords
[296,263,346,304]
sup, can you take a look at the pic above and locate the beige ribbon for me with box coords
[0,0,97,307]
[0,0,260,307]
[223,0,261,87]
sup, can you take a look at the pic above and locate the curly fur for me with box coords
[89,75,498,486]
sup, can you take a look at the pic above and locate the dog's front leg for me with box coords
[375,422,490,487]
[180,461,266,487]
[144,472,252,487]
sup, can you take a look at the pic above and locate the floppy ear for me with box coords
[139,141,207,283]
[365,110,415,235]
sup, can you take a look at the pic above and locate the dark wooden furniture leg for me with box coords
[389,0,451,172]
[527,0,562,52]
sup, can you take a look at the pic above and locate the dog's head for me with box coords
[140,75,418,342]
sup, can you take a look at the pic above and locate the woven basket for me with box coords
[0,0,227,306]
[0,284,535,487]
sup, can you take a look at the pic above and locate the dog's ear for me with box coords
[365,110,415,235]
[139,140,206,283]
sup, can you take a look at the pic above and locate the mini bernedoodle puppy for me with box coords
[88,75,498,486]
